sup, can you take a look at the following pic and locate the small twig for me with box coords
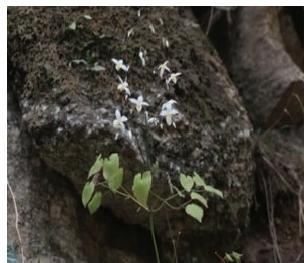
[214,251,226,263]
[298,186,304,237]
[8,181,25,263]
[295,250,304,263]
[206,7,214,36]
[291,93,304,116]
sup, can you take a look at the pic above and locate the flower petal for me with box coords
[115,109,121,119]
[129,98,137,104]
[136,104,142,112]
[120,116,128,122]
[166,114,173,125]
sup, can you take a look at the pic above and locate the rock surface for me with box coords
[8,6,254,262]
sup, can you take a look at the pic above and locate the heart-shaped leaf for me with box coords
[82,181,95,207]
[225,253,234,262]
[193,172,206,187]
[132,171,151,209]
[88,154,103,179]
[190,192,208,208]
[231,251,242,263]
[179,173,194,192]
[103,153,123,192]
[204,185,223,198]
[185,203,204,223]
[88,191,102,214]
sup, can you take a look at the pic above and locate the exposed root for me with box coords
[228,7,304,128]
[262,174,282,263]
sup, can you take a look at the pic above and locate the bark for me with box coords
[228,7,304,128]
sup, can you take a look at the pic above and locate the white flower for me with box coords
[159,18,164,26]
[162,37,170,48]
[161,99,177,111]
[83,15,92,20]
[117,76,131,96]
[139,49,147,67]
[149,23,156,34]
[166,72,182,85]
[127,27,134,38]
[113,109,128,131]
[129,95,149,112]
[111,58,129,72]
[160,101,179,127]
[147,117,159,126]
[158,61,170,79]
[126,129,132,139]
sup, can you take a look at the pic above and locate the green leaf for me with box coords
[190,192,208,208]
[231,251,242,263]
[68,21,76,30]
[83,14,92,20]
[193,172,206,187]
[88,154,103,179]
[88,191,102,214]
[185,203,204,223]
[103,153,123,192]
[82,181,95,207]
[132,171,152,209]
[179,173,194,192]
[204,185,224,198]
[225,253,234,262]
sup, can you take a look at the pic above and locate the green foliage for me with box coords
[224,251,242,263]
[179,172,223,223]
[68,21,76,30]
[83,154,223,223]
[190,192,208,208]
[103,153,123,192]
[132,171,152,209]
[179,173,194,192]
[82,153,227,263]
[88,191,102,214]
[193,171,206,187]
[185,203,204,223]
[82,181,95,207]
[204,185,224,198]
[88,154,103,179]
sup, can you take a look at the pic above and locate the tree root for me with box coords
[228,7,304,128]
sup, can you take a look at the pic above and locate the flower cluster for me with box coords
[110,12,183,140]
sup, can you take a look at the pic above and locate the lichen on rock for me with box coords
[8,6,254,246]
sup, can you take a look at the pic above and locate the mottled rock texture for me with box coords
[8,6,254,263]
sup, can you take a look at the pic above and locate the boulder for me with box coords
[8,7,254,239]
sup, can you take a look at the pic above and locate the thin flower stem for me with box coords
[149,214,161,263]
[120,185,150,212]
[97,182,150,211]
[150,191,190,212]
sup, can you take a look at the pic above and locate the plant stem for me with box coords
[149,214,161,263]
[97,182,150,212]
[150,191,190,212]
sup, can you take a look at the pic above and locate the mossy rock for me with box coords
[8,7,254,238]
